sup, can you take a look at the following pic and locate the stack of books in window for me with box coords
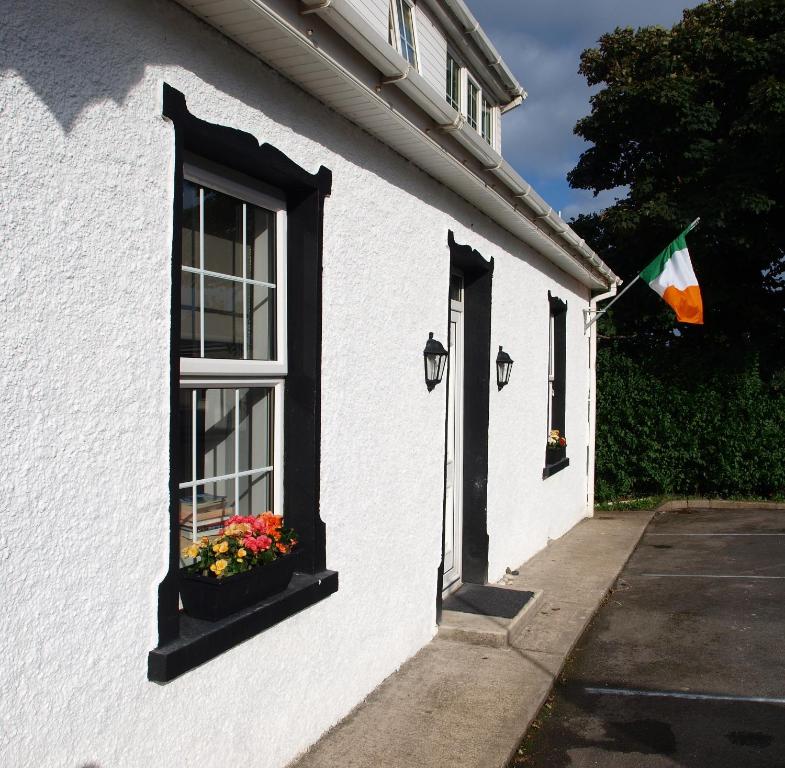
[179,493,230,562]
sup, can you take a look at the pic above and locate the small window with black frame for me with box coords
[545,292,568,476]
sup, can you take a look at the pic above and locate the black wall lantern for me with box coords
[496,345,513,389]
[423,332,448,391]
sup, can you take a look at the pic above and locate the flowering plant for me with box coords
[547,429,567,449]
[183,512,298,579]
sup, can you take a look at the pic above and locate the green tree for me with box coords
[570,0,785,370]
[570,0,785,500]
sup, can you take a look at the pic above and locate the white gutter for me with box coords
[298,0,618,288]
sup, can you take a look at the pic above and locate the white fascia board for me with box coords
[176,0,618,289]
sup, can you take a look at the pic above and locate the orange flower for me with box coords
[276,542,288,554]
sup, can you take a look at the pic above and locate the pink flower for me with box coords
[242,535,260,553]
[255,535,272,551]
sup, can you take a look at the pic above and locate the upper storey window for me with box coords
[393,0,418,67]
[444,51,500,150]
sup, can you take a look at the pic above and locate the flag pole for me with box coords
[584,217,701,332]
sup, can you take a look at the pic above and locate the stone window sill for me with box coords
[148,569,338,683]
[543,456,570,479]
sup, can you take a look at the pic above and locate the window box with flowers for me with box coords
[543,429,569,478]
[180,513,300,621]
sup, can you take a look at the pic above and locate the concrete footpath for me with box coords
[290,510,654,768]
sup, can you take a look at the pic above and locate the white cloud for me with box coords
[466,1,696,214]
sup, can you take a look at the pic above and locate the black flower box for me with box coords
[179,551,303,621]
[545,445,566,464]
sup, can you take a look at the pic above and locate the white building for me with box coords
[0,0,618,765]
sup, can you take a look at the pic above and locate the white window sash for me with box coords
[179,380,285,521]
[181,163,288,376]
[393,0,418,68]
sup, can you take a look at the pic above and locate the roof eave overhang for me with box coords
[173,0,619,291]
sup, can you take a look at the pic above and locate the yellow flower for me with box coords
[184,545,199,559]
[237,548,247,559]
[214,559,228,572]
[209,563,217,573]
[218,540,229,553]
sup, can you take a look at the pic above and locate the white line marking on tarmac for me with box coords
[639,573,785,579]
[649,533,785,537]
[583,687,785,705]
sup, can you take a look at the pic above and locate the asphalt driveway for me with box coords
[512,507,785,767]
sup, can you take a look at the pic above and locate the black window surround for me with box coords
[543,291,569,479]
[149,84,337,683]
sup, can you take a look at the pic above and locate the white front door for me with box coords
[443,272,464,594]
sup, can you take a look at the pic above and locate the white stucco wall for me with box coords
[0,1,592,766]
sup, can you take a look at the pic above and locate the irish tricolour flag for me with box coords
[640,229,704,324]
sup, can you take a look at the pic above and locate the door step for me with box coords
[438,586,543,647]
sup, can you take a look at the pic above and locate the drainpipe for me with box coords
[586,283,618,516]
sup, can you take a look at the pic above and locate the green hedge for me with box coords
[595,347,785,501]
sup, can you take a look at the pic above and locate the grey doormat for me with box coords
[442,584,534,618]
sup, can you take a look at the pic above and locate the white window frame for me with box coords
[178,163,288,540]
[181,163,288,378]
[392,0,419,70]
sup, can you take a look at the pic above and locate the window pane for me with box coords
[202,187,243,278]
[467,82,478,128]
[397,0,417,66]
[247,206,277,360]
[482,99,492,145]
[238,387,272,473]
[248,284,275,359]
[180,270,201,358]
[249,206,276,284]
[178,390,194,485]
[446,55,460,111]
[201,388,236,479]
[238,472,272,517]
[204,275,243,359]
[182,180,200,268]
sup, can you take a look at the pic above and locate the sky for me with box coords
[468,0,696,221]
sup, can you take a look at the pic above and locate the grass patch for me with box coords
[596,493,785,513]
